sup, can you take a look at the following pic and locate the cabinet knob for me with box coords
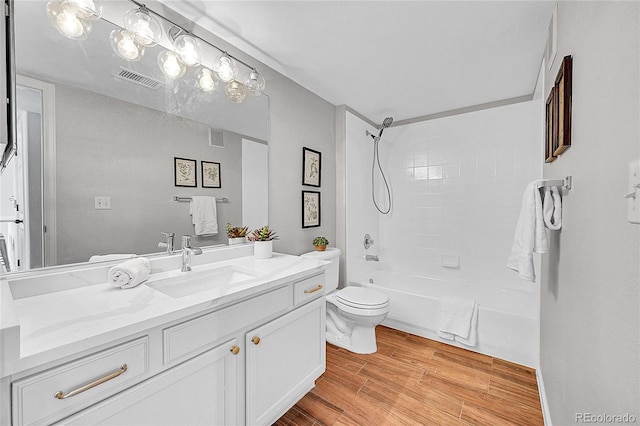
[230,345,240,355]
[251,336,261,345]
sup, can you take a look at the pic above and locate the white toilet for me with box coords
[301,247,390,354]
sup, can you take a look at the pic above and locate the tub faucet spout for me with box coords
[365,255,379,262]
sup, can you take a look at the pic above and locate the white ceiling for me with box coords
[162,1,556,125]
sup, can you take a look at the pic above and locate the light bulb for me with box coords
[110,29,144,61]
[60,0,102,20]
[244,69,265,96]
[196,68,218,92]
[157,50,186,79]
[226,80,247,103]
[173,34,202,67]
[213,53,238,83]
[46,0,91,40]
[123,8,162,47]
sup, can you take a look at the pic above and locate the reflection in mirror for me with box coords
[0,1,269,273]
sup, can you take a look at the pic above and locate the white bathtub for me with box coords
[353,270,539,367]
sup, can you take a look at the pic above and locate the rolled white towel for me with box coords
[108,258,151,289]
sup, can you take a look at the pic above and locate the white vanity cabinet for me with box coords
[246,297,325,426]
[6,268,327,426]
[57,340,239,426]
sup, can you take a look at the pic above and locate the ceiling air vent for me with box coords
[115,67,164,90]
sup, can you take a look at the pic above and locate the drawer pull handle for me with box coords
[54,364,128,400]
[304,285,323,294]
[230,345,240,355]
[252,336,261,345]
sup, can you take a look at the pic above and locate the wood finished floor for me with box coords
[274,326,543,426]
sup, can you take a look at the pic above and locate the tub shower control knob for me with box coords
[251,336,261,345]
[363,233,374,249]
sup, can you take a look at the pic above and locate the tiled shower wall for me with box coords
[377,101,542,291]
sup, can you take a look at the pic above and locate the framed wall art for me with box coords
[553,55,572,156]
[545,86,557,163]
[202,161,221,188]
[174,157,197,187]
[302,190,321,228]
[302,147,321,187]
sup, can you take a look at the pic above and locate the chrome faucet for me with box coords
[365,254,379,262]
[158,232,175,254]
[181,235,203,272]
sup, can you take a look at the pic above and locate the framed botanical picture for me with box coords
[302,190,321,228]
[302,147,321,187]
[174,157,197,187]
[202,161,221,188]
[553,55,572,156]
[545,87,556,163]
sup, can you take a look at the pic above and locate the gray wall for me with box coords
[55,84,243,264]
[267,75,336,256]
[540,2,639,423]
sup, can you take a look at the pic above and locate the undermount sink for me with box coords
[147,266,260,298]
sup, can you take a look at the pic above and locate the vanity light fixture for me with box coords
[157,50,186,79]
[226,80,247,103]
[244,69,266,96]
[213,53,238,83]
[173,33,203,67]
[123,7,162,47]
[46,0,92,40]
[109,29,145,61]
[196,68,218,92]
[45,0,266,102]
[59,0,103,21]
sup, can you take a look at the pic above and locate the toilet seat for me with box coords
[335,286,389,311]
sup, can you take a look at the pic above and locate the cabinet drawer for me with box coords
[293,273,325,306]
[12,337,149,426]
[163,285,292,364]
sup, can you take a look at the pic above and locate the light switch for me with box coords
[95,196,111,210]
[626,160,640,224]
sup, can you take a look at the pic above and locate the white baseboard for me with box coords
[536,368,553,426]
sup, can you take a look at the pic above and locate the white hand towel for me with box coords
[437,296,478,347]
[89,253,136,263]
[108,257,151,289]
[454,302,479,347]
[543,186,562,230]
[506,181,548,282]
[190,196,218,236]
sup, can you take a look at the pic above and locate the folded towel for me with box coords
[437,296,479,347]
[506,181,548,282]
[108,257,151,289]
[190,196,218,236]
[89,253,136,263]
[543,186,562,230]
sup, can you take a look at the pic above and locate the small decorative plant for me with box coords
[249,226,278,242]
[226,223,248,239]
[313,236,329,251]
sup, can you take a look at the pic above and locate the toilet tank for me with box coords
[301,247,341,292]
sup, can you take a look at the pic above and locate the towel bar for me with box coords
[541,176,572,190]
[173,196,229,203]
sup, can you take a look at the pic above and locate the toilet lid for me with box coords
[336,287,389,309]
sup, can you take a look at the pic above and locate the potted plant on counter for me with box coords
[249,226,278,259]
[226,223,248,245]
[312,236,329,251]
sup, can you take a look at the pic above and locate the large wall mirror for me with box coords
[0,0,269,272]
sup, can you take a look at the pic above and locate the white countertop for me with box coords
[0,248,328,377]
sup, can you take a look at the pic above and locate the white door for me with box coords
[246,298,326,425]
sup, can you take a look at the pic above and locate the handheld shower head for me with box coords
[378,116,393,138]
